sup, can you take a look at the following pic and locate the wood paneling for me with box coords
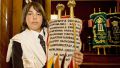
[1,0,10,67]
[0,0,1,67]
[81,54,120,68]
[0,0,22,68]
[12,0,23,36]
[7,0,13,39]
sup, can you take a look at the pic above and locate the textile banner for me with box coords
[107,13,120,45]
[90,12,108,45]
[48,18,82,68]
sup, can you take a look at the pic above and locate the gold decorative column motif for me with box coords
[67,0,76,18]
[56,3,65,19]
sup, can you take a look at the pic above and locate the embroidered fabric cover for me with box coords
[90,12,108,45]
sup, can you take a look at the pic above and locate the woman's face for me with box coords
[26,6,43,32]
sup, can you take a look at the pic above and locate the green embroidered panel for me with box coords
[90,12,108,45]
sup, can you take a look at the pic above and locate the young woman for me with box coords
[6,2,83,68]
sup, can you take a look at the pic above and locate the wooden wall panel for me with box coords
[12,0,23,36]
[0,0,1,67]
[0,0,22,68]
[7,0,13,39]
[1,0,10,67]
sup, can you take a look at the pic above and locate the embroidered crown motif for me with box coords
[111,21,118,26]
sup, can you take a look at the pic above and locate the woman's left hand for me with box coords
[73,50,83,65]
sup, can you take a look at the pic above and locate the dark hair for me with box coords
[21,2,48,31]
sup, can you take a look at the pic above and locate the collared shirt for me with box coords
[30,29,46,54]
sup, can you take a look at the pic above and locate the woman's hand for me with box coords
[73,50,83,65]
